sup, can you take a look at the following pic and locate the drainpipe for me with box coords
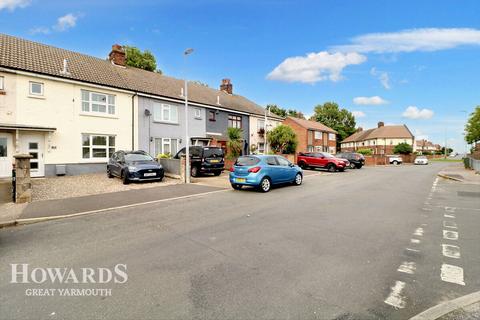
[131,93,137,150]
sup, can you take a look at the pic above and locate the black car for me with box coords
[107,150,164,184]
[336,152,365,169]
[174,146,224,177]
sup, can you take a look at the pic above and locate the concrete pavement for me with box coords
[1,162,479,319]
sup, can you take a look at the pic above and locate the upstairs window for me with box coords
[81,90,115,115]
[29,81,44,96]
[257,119,265,131]
[314,131,322,140]
[0,76,4,90]
[228,115,242,128]
[208,111,216,121]
[194,108,202,119]
[153,103,178,123]
[329,133,336,141]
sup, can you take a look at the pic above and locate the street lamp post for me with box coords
[184,48,194,183]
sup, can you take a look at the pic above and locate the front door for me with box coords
[0,133,13,177]
[21,135,45,177]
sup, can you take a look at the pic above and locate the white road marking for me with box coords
[443,221,457,229]
[443,230,459,241]
[411,238,421,244]
[441,264,465,285]
[445,207,456,213]
[422,208,432,211]
[444,214,455,218]
[384,281,407,309]
[398,262,416,274]
[406,248,420,253]
[413,228,424,236]
[442,244,461,259]
[421,223,427,227]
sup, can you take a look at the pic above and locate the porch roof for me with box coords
[0,123,57,132]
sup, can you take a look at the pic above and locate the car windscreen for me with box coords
[203,148,224,158]
[125,153,154,162]
[417,156,427,159]
[321,153,334,158]
[235,156,260,166]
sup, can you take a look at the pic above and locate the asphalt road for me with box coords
[1,163,479,320]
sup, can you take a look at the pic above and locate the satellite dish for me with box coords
[144,109,151,116]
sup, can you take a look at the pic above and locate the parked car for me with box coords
[297,152,349,172]
[336,152,365,169]
[229,155,303,192]
[107,150,164,184]
[388,155,403,165]
[414,155,429,165]
[174,146,224,177]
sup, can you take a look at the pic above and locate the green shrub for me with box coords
[227,127,243,159]
[266,125,298,154]
[157,153,172,159]
[393,143,413,155]
[357,148,373,156]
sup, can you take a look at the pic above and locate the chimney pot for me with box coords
[220,78,233,94]
[109,44,126,67]
[377,121,384,128]
[356,127,363,132]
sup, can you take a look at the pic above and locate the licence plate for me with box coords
[210,159,219,163]
[144,172,156,177]
[235,178,246,183]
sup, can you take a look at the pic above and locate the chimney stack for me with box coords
[109,44,126,66]
[356,127,363,132]
[377,121,384,128]
[220,78,233,94]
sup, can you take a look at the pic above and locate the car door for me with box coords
[316,153,328,167]
[112,152,125,176]
[264,156,281,183]
[276,156,296,182]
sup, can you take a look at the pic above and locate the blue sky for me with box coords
[1,0,479,152]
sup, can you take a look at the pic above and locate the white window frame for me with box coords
[0,76,4,90]
[257,119,265,131]
[82,134,115,160]
[29,81,44,96]
[81,90,116,116]
[153,103,178,123]
[328,133,336,141]
[258,142,265,154]
[154,138,179,156]
[314,131,322,140]
[194,108,202,119]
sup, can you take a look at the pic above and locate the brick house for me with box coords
[283,117,337,154]
[414,139,441,153]
[340,122,414,155]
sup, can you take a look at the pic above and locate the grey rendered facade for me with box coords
[137,96,206,156]
[205,107,250,153]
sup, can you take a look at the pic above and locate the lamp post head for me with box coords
[184,48,194,55]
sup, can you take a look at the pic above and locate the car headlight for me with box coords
[128,166,137,171]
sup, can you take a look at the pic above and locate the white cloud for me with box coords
[370,67,391,89]
[267,51,366,84]
[353,96,389,105]
[414,129,429,140]
[54,13,78,31]
[402,106,434,120]
[29,26,51,35]
[352,111,366,118]
[332,28,480,53]
[0,0,30,11]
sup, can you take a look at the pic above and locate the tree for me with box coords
[266,104,305,119]
[310,102,356,144]
[267,125,298,154]
[465,106,480,144]
[124,46,160,73]
[440,147,453,155]
[226,127,243,159]
[393,143,413,155]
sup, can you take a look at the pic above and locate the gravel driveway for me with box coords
[32,173,180,201]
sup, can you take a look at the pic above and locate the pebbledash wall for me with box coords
[136,96,206,157]
[1,70,134,176]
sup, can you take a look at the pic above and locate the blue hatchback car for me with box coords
[229,155,303,192]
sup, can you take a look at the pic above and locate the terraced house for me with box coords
[340,122,415,155]
[0,34,279,177]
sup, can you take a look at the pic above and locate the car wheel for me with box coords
[191,166,199,177]
[299,162,308,169]
[231,184,242,190]
[356,165,363,169]
[349,162,356,169]
[213,170,222,176]
[338,168,345,172]
[392,160,399,165]
[122,171,130,185]
[327,163,336,172]
[259,177,271,193]
[107,168,114,178]
[293,173,302,186]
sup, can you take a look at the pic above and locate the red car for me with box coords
[297,152,349,172]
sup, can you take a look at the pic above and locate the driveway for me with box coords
[2,163,479,320]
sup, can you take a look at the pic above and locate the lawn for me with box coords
[429,158,463,162]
